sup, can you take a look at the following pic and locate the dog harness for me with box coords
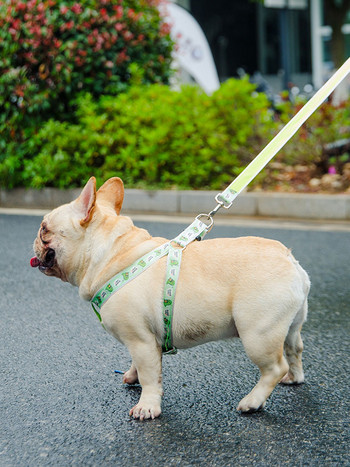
[90,217,212,354]
[90,58,350,354]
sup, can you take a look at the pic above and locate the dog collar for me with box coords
[90,217,210,354]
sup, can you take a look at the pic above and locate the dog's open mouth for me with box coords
[30,248,56,272]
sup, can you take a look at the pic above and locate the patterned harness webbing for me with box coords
[90,218,210,354]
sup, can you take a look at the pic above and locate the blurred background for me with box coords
[0,0,349,196]
[173,0,350,96]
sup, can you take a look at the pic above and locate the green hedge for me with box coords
[1,79,349,190]
[18,78,278,189]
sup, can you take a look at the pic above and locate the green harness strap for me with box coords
[162,245,182,354]
[91,241,171,321]
[90,217,211,354]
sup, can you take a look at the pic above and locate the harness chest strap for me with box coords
[162,246,182,354]
[90,217,210,353]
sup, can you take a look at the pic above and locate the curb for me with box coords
[1,187,350,221]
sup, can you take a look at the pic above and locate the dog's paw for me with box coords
[129,400,161,420]
[123,368,139,385]
[237,395,266,413]
[280,371,304,385]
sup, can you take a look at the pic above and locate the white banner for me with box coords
[161,3,220,94]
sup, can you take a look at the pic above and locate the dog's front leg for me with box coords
[127,339,163,420]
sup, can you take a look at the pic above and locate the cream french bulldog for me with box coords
[31,176,310,420]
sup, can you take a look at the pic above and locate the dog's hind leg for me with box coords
[123,362,139,385]
[236,330,289,413]
[280,299,308,385]
[281,263,309,385]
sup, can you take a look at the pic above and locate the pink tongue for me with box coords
[30,257,40,268]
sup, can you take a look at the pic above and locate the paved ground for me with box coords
[1,213,349,466]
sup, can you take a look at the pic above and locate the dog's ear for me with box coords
[97,177,124,215]
[75,177,97,226]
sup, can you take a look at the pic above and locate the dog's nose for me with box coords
[44,248,56,267]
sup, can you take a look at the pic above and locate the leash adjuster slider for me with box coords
[215,193,234,209]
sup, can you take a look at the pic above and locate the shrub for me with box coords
[0,0,172,116]
[21,78,277,189]
[275,93,350,169]
[246,93,350,192]
[0,0,173,177]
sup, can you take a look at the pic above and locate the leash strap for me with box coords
[215,57,350,209]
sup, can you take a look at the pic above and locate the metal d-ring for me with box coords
[195,213,215,234]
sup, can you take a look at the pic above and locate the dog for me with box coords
[31,176,310,420]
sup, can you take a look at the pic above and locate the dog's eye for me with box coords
[41,223,48,233]
[40,223,50,244]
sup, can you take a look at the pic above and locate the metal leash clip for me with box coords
[195,213,215,240]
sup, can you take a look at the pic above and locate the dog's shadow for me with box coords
[124,382,142,403]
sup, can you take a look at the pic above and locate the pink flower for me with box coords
[116,49,128,65]
[123,31,133,41]
[60,6,69,14]
[11,18,20,30]
[160,22,171,35]
[53,38,62,48]
[16,2,26,11]
[27,0,36,10]
[71,3,82,14]
[87,34,95,45]
[114,5,123,18]
[328,166,337,175]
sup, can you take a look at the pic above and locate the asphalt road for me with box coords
[1,213,349,466]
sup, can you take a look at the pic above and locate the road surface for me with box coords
[1,213,349,466]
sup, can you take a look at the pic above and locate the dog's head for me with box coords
[30,177,124,284]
